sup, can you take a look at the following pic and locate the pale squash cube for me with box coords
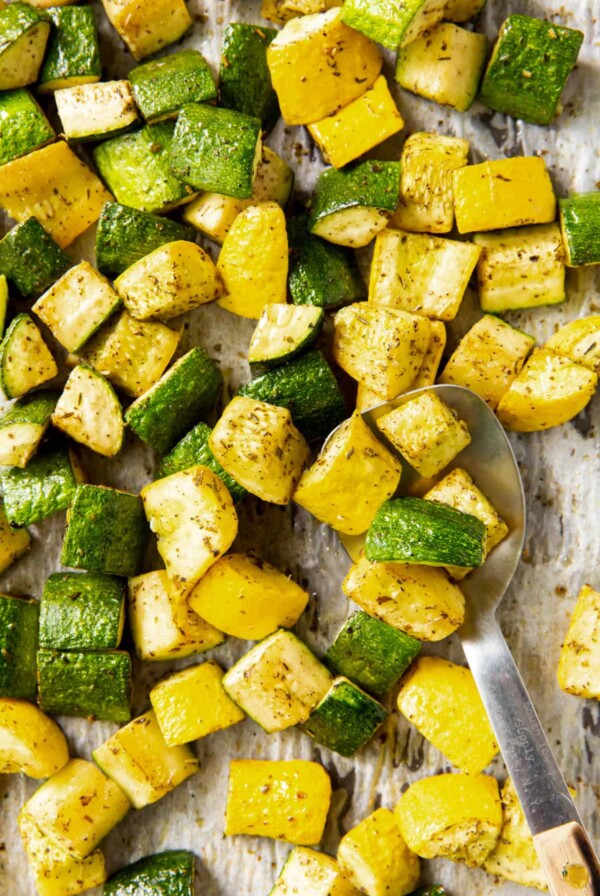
[483,779,548,891]
[557,585,600,699]
[100,0,192,61]
[413,320,447,388]
[0,500,31,573]
[546,315,600,375]
[444,0,487,21]
[337,808,420,896]
[293,412,401,535]
[271,846,358,896]
[19,814,107,896]
[263,0,342,24]
[0,698,69,778]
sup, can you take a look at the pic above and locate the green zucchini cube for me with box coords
[39,573,126,651]
[129,49,216,123]
[0,218,71,299]
[93,123,194,215]
[559,193,600,267]
[302,677,387,757]
[170,104,262,200]
[60,484,147,577]
[287,216,366,309]
[157,421,247,503]
[104,850,194,896]
[0,593,39,699]
[325,611,421,696]
[0,2,50,90]
[0,390,57,468]
[219,23,279,127]
[37,648,132,722]
[55,80,139,142]
[1,443,79,527]
[479,15,584,126]
[95,201,194,277]
[340,0,446,50]
[0,88,54,166]
[38,6,101,93]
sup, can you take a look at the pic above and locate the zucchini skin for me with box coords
[38,6,101,90]
[157,421,247,503]
[238,350,346,442]
[37,648,132,722]
[0,594,39,699]
[129,49,217,122]
[0,217,71,298]
[0,88,54,166]
[104,850,194,896]
[559,193,600,266]
[1,442,78,527]
[219,23,279,127]
[366,497,487,567]
[308,160,401,225]
[0,389,57,431]
[39,572,125,650]
[288,216,366,308]
[301,677,387,757]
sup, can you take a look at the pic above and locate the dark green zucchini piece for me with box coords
[409,887,447,896]
[37,648,132,722]
[1,443,79,527]
[479,15,583,126]
[0,88,54,166]
[0,313,58,399]
[129,49,216,123]
[219,23,278,127]
[125,347,222,455]
[60,484,147,577]
[366,497,486,567]
[301,677,387,757]
[38,6,101,93]
[0,594,39,699]
[340,0,442,51]
[95,202,194,277]
[104,850,194,896]
[288,216,366,308]
[157,421,247,503]
[237,350,346,442]
[39,572,125,650]
[324,611,421,697]
[0,391,57,468]
[170,103,262,200]
[0,2,49,90]
[559,193,600,267]
[0,218,71,299]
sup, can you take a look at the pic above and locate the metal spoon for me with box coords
[358,383,600,896]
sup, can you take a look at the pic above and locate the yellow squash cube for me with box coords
[267,9,382,125]
[413,320,446,387]
[0,141,111,248]
[100,0,192,60]
[496,348,597,432]
[483,779,547,891]
[0,698,69,778]
[343,555,465,641]
[337,808,420,896]
[293,412,401,535]
[308,76,403,169]
[19,814,107,896]
[225,759,331,844]
[453,156,556,234]
[0,500,31,573]
[150,661,245,746]
[397,657,498,774]
[557,585,600,699]
[546,315,600,375]
[376,392,471,479]
[188,552,309,640]
[395,773,502,867]
[263,0,342,24]
[210,397,308,505]
[128,570,224,661]
[271,846,358,896]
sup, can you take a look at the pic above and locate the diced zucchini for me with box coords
[333,303,430,399]
[340,0,445,50]
[496,347,597,432]
[395,773,502,867]
[223,629,332,732]
[546,315,600,374]
[483,780,548,891]
[369,228,480,320]
[217,202,288,318]
[294,412,400,535]
[19,758,130,858]
[220,23,279,126]
[0,390,56,468]
[39,573,125,651]
[262,0,342,24]
[0,140,111,248]
[343,555,465,640]
[188,552,309,640]
[52,365,123,457]
[413,320,447,388]
[140,466,238,598]
[0,275,7,337]
[1,443,79,526]
[0,500,31,573]
[130,49,216,123]
[288,216,366,309]
[397,656,498,774]
[0,2,49,89]
[209,397,308,504]
[302,677,387,757]
[93,123,194,215]
[19,814,107,896]
[92,711,198,808]
[55,81,138,141]
[0,313,57,399]
[100,0,192,61]
[37,648,132,722]
[157,422,247,503]
[115,240,222,320]
[439,314,535,409]
[396,23,487,112]
[38,6,100,93]
[128,570,224,662]
[0,88,54,165]
[270,847,357,896]
[444,0,486,20]
[0,218,71,299]
[453,156,556,234]
[0,594,38,699]
[225,759,332,844]
[308,161,401,248]
[0,698,68,778]
[479,15,583,126]
[337,808,420,896]
[104,851,195,896]
[557,584,600,699]
[559,192,600,267]
[249,305,324,368]
[308,75,404,169]
[60,484,147,577]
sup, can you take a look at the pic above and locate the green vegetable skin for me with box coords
[104,850,195,896]
[340,0,438,50]
[0,88,54,166]
[301,677,387,757]
[0,217,71,298]
[0,390,57,467]
[287,216,366,309]
[219,23,278,126]
[1,443,78,527]
[559,192,600,266]
[157,421,247,503]
[37,648,132,722]
[129,49,216,122]
[308,161,401,228]
[0,594,39,699]
[366,497,487,567]
[38,6,101,90]
[0,391,56,434]
[39,572,125,650]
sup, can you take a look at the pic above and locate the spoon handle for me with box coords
[534,823,600,896]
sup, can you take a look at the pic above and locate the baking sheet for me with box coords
[1,0,600,893]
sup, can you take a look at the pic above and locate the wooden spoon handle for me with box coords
[534,822,600,896]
